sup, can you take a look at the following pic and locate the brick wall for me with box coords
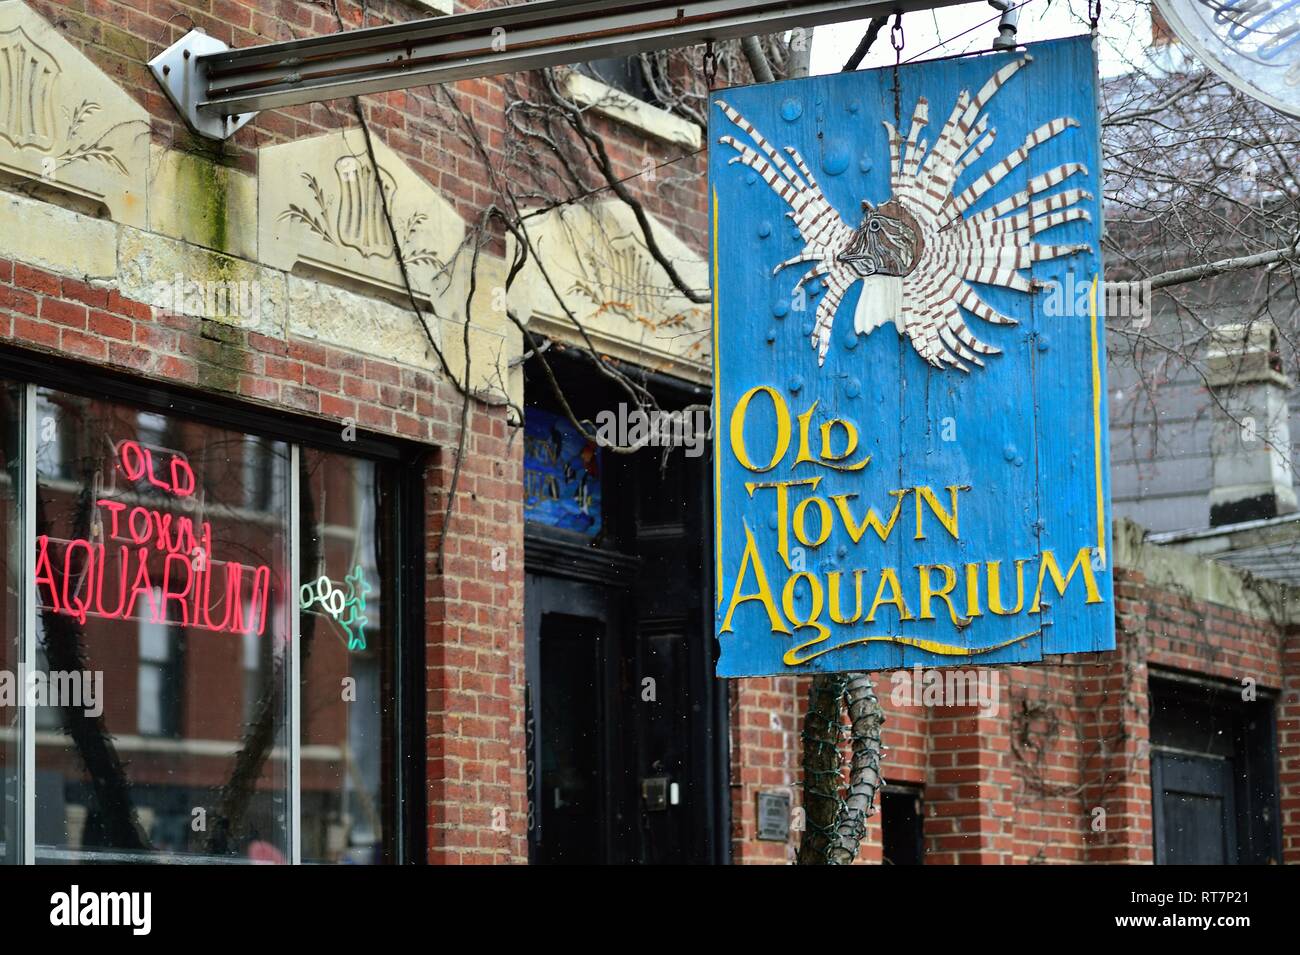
[729,677,802,864]
[730,563,1300,865]
[1282,630,1300,860]
[0,254,527,863]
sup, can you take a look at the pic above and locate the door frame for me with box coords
[521,347,731,864]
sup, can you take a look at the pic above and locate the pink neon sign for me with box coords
[35,440,276,636]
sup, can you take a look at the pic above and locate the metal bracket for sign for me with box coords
[989,0,1020,51]
[149,0,969,140]
[149,29,256,141]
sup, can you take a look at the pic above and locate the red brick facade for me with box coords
[1,252,527,862]
[728,563,1300,864]
[1283,631,1300,860]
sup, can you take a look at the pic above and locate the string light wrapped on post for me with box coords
[796,673,886,865]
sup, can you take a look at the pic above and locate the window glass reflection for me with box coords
[32,391,291,863]
[300,449,395,864]
[0,381,21,864]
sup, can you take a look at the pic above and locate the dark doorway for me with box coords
[881,786,925,865]
[523,348,728,864]
[527,585,630,864]
[1149,674,1281,864]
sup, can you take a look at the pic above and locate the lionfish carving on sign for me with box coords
[716,56,1092,372]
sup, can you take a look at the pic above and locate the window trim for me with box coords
[20,383,35,865]
[0,347,421,463]
[289,443,302,863]
[0,349,429,865]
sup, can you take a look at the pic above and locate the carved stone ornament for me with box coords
[511,198,710,379]
[259,128,465,306]
[0,0,149,227]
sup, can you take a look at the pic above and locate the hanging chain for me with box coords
[704,40,718,91]
[1088,0,1101,35]
[891,13,904,123]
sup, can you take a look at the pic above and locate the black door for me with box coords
[1149,675,1282,864]
[524,534,725,864]
[628,447,720,863]
[524,507,726,863]
[525,573,632,864]
[1151,752,1237,864]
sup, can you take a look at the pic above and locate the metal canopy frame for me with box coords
[149,0,969,139]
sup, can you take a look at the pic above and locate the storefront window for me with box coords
[32,390,292,862]
[299,450,396,864]
[0,374,410,864]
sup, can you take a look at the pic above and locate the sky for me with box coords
[810,0,1157,78]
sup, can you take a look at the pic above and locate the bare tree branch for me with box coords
[741,36,775,84]
[1146,244,1300,291]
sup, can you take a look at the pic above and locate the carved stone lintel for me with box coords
[509,199,711,381]
[0,1,149,227]
[258,127,465,309]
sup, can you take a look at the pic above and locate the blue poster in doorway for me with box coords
[524,407,602,536]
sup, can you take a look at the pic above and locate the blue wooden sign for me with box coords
[711,36,1114,677]
[524,407,602,536]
